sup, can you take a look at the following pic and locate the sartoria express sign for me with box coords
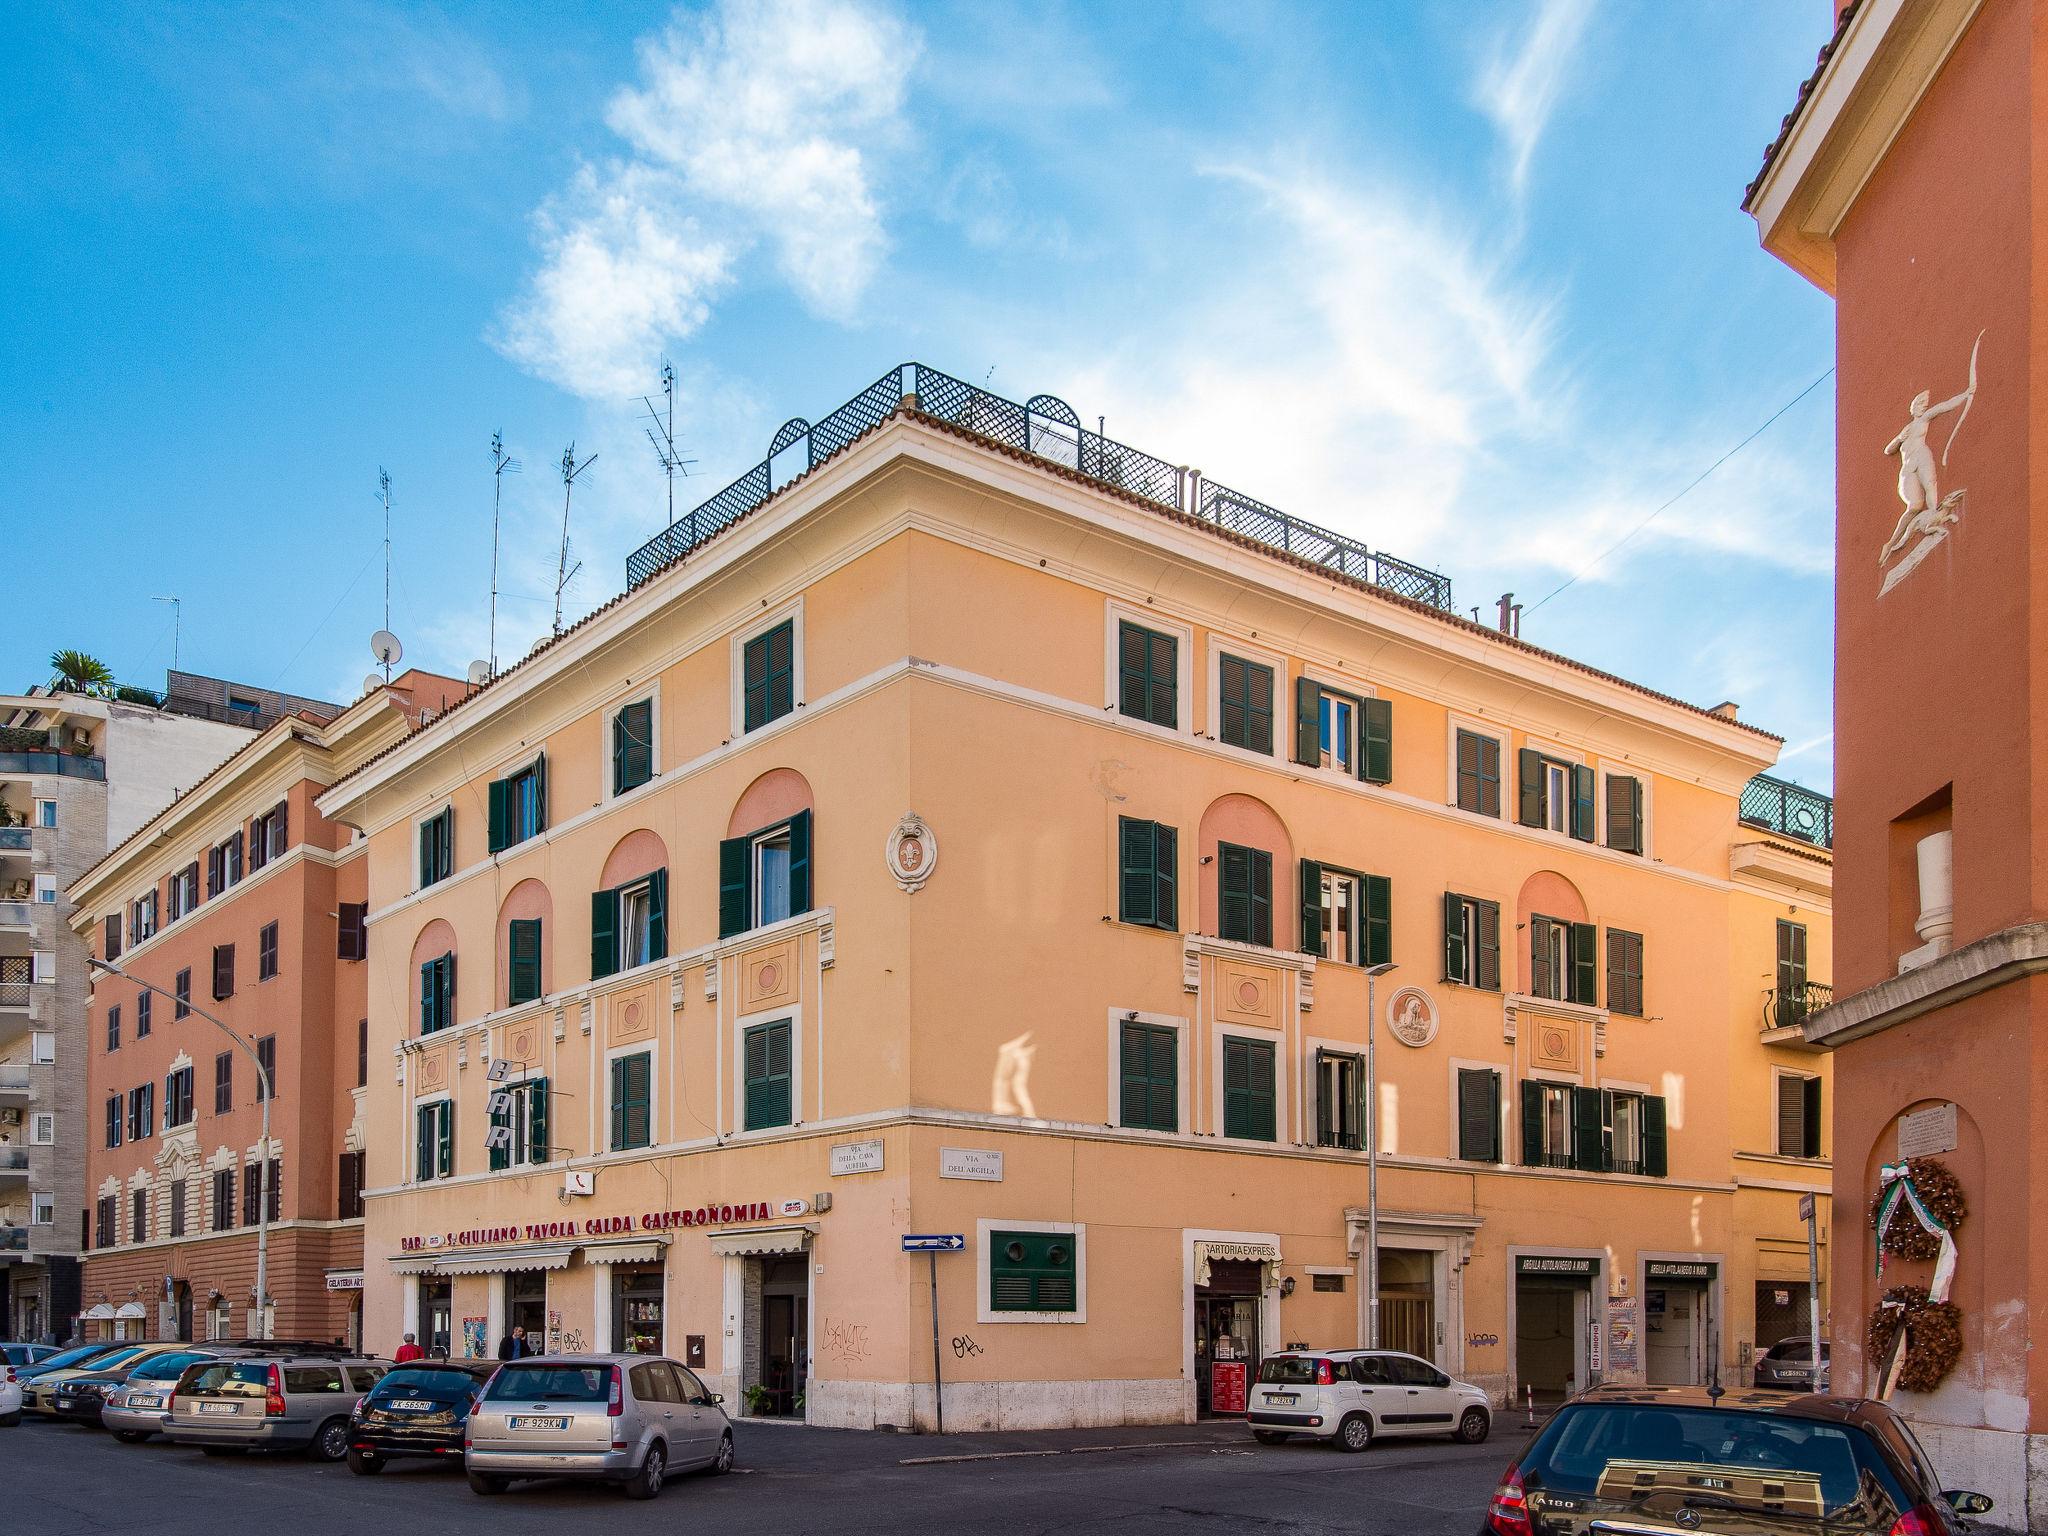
[400,1199,804,1253]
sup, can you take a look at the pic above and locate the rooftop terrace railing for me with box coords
[625,363,1455,614]
[1741,773,1833,850]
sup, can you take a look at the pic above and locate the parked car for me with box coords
[0,1373,20,1426]
[464,1355,734,1498]
[1754,1334,1831,1392]
[1479,1384,1993,1535]
[347,1361,496,1474]
[14,1342,127,1386]
[21,1344,180,1417]
[1246,1348,1492,1452]
[2,1343,59,1375]
[73,1349,222,1439]
[165,1355,388,1461]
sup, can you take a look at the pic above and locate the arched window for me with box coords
[591,830,669,980]
[720,770,816,939]
[1197,794,1292,948]
[409,919,458,1035]
[1516,872,1591,1004]
[497,879,553,1009]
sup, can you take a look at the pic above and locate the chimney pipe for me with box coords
[1496,593,1515,633]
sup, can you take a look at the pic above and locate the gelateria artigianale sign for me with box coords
[399,1198,809,1253]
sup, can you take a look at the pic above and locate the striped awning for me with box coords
[582,1239,667,1267]
[706,1225,814,1258]
[437,1243,577,1276]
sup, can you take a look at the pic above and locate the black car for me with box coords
[1481,1385,1994,1535]
[347,1361,497,1474]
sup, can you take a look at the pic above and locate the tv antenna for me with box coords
[376,468,395,642]
[489,433,521,676]
[151,595,181,674]
[370,628,403,683]
[640,358,695,528]
[555,443,596,635]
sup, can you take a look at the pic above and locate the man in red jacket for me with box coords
[393,1332,425,1363]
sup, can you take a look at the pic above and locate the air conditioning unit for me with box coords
[71,728,91,749]
[0,1108,20,1127]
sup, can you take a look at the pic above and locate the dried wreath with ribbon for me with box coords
[1870,1156,1966,1273]
[1867,1284,1963,1394]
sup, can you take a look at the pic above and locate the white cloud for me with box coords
[1474,0,1596,197]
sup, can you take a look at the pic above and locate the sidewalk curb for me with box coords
[900,1437,1229,1467]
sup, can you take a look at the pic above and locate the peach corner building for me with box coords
[89,366,1832,1429]
[1745,0,2048,1522]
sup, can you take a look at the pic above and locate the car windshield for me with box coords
[183,1362,270,1396]
[485,1365,610,1403]
[27,1345,106,1371]
[1256,1357,1321,1384]
[376,1368,484,1397]
[89,1347,151,1370]
[1526,1405,1910,1523]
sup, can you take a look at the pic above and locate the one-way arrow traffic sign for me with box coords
[902,1233,965,1252]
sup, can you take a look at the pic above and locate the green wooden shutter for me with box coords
[1570,922,1599,1005]
[1519,1080,1543,1166]
[1219,844,1251,942]
[1442,892,1467,981]
[1120,817,1154,926]
[787,809,812,916]
[1802,1076,1822,1159]
[1223,1038,1275,1141]
[1299,860,1322,954]
[590,887,618,979]
[1149,630,1177,726]
[531,754,548,834]
[1313,1049,1332,1145]
[442,953,456,1026]
[418,958,435,1034]
[1363,874,1391,966]
[1529,917,1555,999]
[1606,775,1642,853]
[718,836,750,938]
[1477,900,1501,990]
[530,1079,549,1165]
[1293,676,1320,765]
[1517,748,1545,827]
[1249,848,1272,947]
[436,1101,453,1178]
[1119,1023,1149,1127]
[1569,764,1596,841]
[419,820,434,888]
[610,1054,651,1149]
[646,868,668,961]
[744,1022,792,1130]
[487,778,509,853]
[609,1056,627,1149]
[489,1086,510,1172]
[415,1105,431,1180]
[1153,824,1176,931]
[1117,622,1147,719]
[614,700,653,795]
[1571,1086,1606,1172]
[990,1231,1077,1313]
[1643,1095,1668,1177]
[1119,1022,1176,1131]
[1458,1069,1500,1162]
[1360,696,1393,784]
[509,919,542,1005]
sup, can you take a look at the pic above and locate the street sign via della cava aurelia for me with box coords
[903,1234,965,1252]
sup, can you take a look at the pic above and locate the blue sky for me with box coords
[1,0,1836,787]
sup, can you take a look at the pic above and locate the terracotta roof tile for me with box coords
[1742,1,1862,212]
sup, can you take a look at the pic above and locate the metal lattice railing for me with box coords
[625,362,1455,615]
[1762,981,1834,1031]
[1740,773,1833,849]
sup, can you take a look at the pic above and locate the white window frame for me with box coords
[30,950,53,984]
[30,1112,55,1145]
[1519,736,1586,840]
[1210,1023,1287,1146]
[1297,664,1379,781]
[413,1092,453,1184]
[1104,1008,1189,1136]
[1597,759,1655,857]
[1103,599,1194,737]
[751,824,794,930]
[33,874,55,905]
[1205,637,1286,761]
[602,689,662,801]
[30,1192,54,1225]
[616,877,657,972]
[30,1032,53,1065]
[730,595,805,738]
[1772,1067,1822,1160]
[1445,716,1507,819]
[1304,1032,1365,1152]
[603,1040,660,1153]
[1446,1057,1509,1166]
[976,1217,1087,1325]
[1602,1076,1655,1172]
[731,1007,802,1139]
[34,799,56,828]
[131,891,158,941]
[491,752,548,851]
[1312,866,1363,966]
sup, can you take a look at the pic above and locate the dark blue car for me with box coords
[347,1362,496,1474]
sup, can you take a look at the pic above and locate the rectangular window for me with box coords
[1777,1074,1823,1160]
[742,620,796,732]
[106,1004,120,1052]
[1311,1272,1344,1293]
[1216,654,1273,754]
[37,799,56,828]
[207,833,242,896]
[1300,863,1392,967]
[30,1030,51,1064]
[1293,680,1392,783]
[136,990,151,1037]
[338,1150,366,1219]
[1530,916,1598,1005]
[212,942,235,1001]
[754,826,792,927]
[169,1181,187,1239]
[989,1229,1079,1314]
[165,1066,194,1129]
[1608,1090,1648,1175]
[1518,749,1596,841]
[1117,620,1178,728]
[212,1168,235,1232]
[258,800,288,863]
[356,1018,368,1089]
[131,1189,148,1244]
[1317,868,1358,964]
[34,874,55,904]
[508,918,544,1004]
[242,1164,260,1225]
[590,872,668,980]
[253,1157,281,1222]
[1455,730,1502,817]
[613,698,655,793]
[214,1051,233,1114]
[1314,1050,1363,1150]
[1520,1081,1667,1175]
[1605,774,1644,854]
[1520,1081,1575,1168]
[489,1079,550,1170]
[418,807,454,887]
[1222,1036,1277,1142]
[103,912,122,962]
[105,1094,122,1149]
[617,878,661,970]
[1117,818,1178,931]
[1319,689,1354,773]
[717,812,812,939]
[1606,929,1645,1017]
[742,1020,793,1131]
[610,1054,652,1150]
[415,1101,454,1181]
[131,891,158,941]
[30,1192,54,1225]
[95,1195,115,1250]
[256,1035,276,1101]
[128,1082,155,1141]
[337,902,368,961]
[487,759,547,853]
[418,953,456,1034]
[173,969,190,1019]
[1776,918,1809,1009]
[30,1112,54,1145]
[258,921,278,980]
[1456,1068,1501,1162]
[1217,842,1272,947]
[1118,1021,1177,1132]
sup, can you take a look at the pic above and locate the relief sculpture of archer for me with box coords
[1879,330,1982,596]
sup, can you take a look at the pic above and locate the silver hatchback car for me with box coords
[465,1354,734,1498]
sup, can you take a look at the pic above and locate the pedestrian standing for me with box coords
[394,1331,424,1363]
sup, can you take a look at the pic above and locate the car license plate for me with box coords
[1270,1393,1298,1404]
[199,1401,240,1415]
[128,1395,164,1409]
[511,1415,569,1431]
[391,1399,434,1411]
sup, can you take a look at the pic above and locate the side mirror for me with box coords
[1945,1491,1994,1517]
[712,1393,724,1404]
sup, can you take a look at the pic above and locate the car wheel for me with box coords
[0,1412,20,1428]
[625,1441,667,1500]
[1252,1430,1290,1445]
[468,1472,508,1496]
[112,1429,152,1443]
[1456,1408,1490,1445]
[310,1418,350,1463]
[708,1431,734,1475]
[348,1449,385,1475]
[1335,1413,1373,1453]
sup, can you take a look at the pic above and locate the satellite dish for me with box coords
[370,630,404,666]
[466,660,492,687]
[361,674,384,697]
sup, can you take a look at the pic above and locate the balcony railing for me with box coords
[0,1148,26,1172]
[0,902,28,928]
[1741,774,1833,850]
[0,828,29,852]
[1763,982,1834,1032]
[0,750,104,782]
[0,982,29,1010]
[625,362,1457,614]
[0,1064,30,1091]
[0,1225,25,1253]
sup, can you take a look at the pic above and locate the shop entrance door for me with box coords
[613,1266,664,1354]
[1645,1261,1716,1386]
[420,1278,454,1359]
[760,1256,808,1418]
[172,1282,193,1343]
[508,1272,547,1341]
[1377,1249,1437,1362]
[1195,1260,1264,1418]
[1514,1256,1596,1403]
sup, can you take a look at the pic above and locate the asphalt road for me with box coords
[7,1413,1530,1535]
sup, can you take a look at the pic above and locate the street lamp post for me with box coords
[89,956,272,1339]
[1363,960,1398,1350]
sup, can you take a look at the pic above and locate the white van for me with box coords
[1245,1349,1491,1451]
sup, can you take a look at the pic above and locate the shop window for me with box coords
[1300,861,1389,966]
[742,620,796,733]
[1118,620,1178,728]
[989,1230,1078,1314]
[1222,1036,1277,1142]
[508,918,544,1004]
[1216,654,1274,754]
[1217,842,1272,947]
[1606,929,1644,1017]
[613,698,655,794]
[1117,818,1177,931]
[419,807,454,888]
[1517,749,1594,840]
[742,1020,793,1131]
[1117,1020,1177,1132]
[487,758,547,854]
[1314,1049,1363,1150]
[591,871,667,980]
[415,1101,453,1181]
[1776,1074,1822,1160]
[718,812,812,939]
[418,952,456,1034]
[492,1079,551,1169]
[1456,1068,1501,1162]
[1530,915,1597,1005]
[609,1055,652,1151]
